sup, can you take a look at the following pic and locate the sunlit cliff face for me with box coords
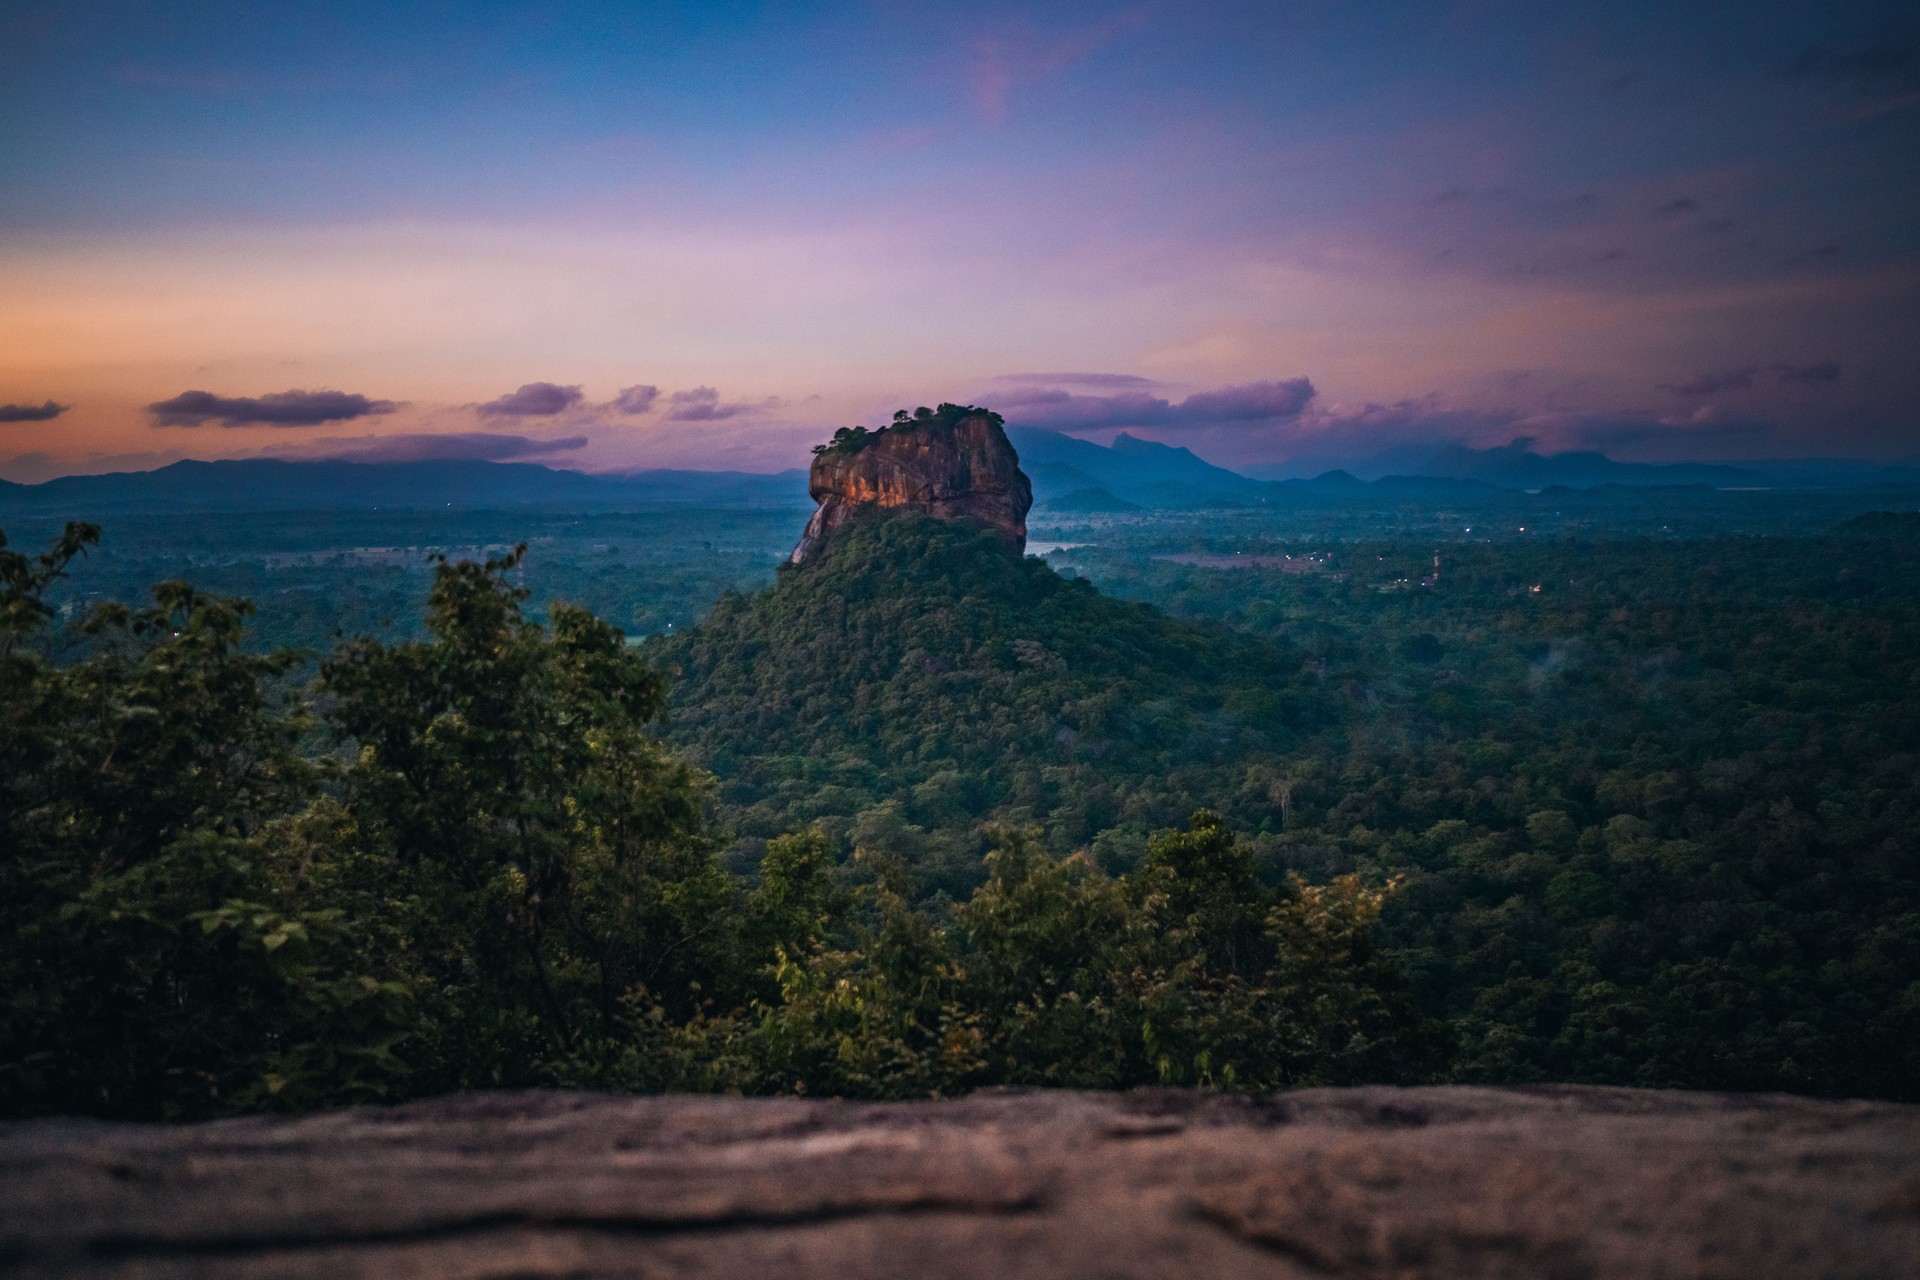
[791,414,1033,564]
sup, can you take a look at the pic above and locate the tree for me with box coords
[1,524,406,1119]
[322,546,739,1093]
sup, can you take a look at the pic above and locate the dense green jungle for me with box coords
[3,486,1918,1118]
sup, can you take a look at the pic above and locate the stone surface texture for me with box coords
[4,1085,1918,1278]
[790,415,1033,563]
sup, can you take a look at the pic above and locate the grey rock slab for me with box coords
[3,1086,1917,1278]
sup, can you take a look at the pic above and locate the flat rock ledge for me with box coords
[4,1085,1917,1279]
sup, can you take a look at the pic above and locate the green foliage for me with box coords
[1,523,399,1118]
[10,501,1917,1114]
[320,546,742,1094]
[1072,525,1920,1098]
[811,404,1007,456]
[740,813,1435,1098]
[656,513,1318,889]
[0,520,99,649]
[4,506,799,655]
[1,520,1425,1118]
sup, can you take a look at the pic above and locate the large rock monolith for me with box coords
[791,407,1032,563]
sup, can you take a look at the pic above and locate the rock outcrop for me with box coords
[791,407,1032,563]
[6,1086,1918,1278]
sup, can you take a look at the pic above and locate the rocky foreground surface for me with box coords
[4,1085,1917,1279]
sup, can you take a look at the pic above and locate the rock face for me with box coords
[791,412,1033,564]
[5,1085,1918,1279]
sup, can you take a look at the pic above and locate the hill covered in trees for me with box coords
[655,513,1322,894]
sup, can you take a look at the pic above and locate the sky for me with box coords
[1,0,1916,481]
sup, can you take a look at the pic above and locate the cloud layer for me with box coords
[478,382,584,417]
[612,384,659,414]
[1016,385,1799,474]
[1659,369,1758,396]
[992,372,1163,390]
[1774,360,1842,386]
[4,7,1917,472]
[996,378,1318,432]
[0,400,67,423]
[1660,361,1842,396]
[663,386,772,421]
[149,388,397,427]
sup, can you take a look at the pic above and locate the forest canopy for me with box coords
[659,511,1920,1100]
[0,520,1427,1120]
[4,495,1917,1118]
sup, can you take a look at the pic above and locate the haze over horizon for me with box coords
[3,1,1916,484]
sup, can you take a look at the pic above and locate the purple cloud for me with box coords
[478,382,584,417]
[296,433,589,463]
[998,377,1318,432]
[663,386,773,421]
[1257,399,1780,470]
[149,388,398,427]
[613,384,660,414]
[1177,379,1317,422]
[0,400,67,423]
[1772,360,1841,386]
[992,372,1162,389]
[1283,399,1523,455]
[1660,360,1842,396]
[1658,368,1758,396]
[996,386,1174,428]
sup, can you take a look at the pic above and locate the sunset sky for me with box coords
[2,0,1916,481]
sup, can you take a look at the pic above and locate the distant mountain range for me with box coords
[1007,428,1268,509]
[1281,439,1764,489]
[3,434,1916,519]
[1007,429,1920,508]
[1236,438,1920,492]
[0,458,811,517]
